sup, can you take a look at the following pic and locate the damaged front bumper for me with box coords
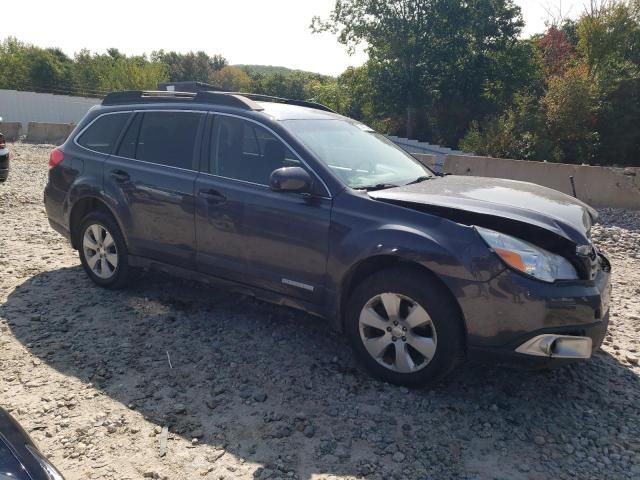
[464,264,611,368]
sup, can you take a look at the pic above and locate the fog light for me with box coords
[516,335,592,359]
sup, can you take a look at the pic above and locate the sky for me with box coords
[5,0,588,76]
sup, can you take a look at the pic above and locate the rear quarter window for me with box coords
[77,113,130,154]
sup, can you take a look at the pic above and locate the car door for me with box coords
[105,110,205,269]
[195,113,332,303]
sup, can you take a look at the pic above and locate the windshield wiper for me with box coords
[404,176,433,186]
[355,183,400,191]
[356,177,432,191]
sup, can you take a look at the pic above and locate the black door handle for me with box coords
[111,169,130,182]
[198,189,226,204]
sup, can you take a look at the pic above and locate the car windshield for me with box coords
[282,119,432,189]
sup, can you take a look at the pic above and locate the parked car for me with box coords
[0,407,64,480]
[0,118,9,182]
[43,90,611,386]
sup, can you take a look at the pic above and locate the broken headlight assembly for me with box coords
[475,227,578,282]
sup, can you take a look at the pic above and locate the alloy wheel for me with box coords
[358,292,437,373]
[82,224,118,280]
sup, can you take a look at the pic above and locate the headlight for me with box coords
[476,227,578,282]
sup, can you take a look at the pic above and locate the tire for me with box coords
[345,266,464,387]
[77,211,131,289]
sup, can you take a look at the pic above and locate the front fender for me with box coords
[325,202,506,331]
[332,221,503,288]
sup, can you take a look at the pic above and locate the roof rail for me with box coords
[103,89,335,113]
[158,81,226,93]
[155,83,336,113]
[230,93,336,113]
[158,81,336,113]
[102,90,264,111]
[102,90,193,105]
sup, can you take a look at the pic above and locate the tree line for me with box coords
[1,0,639,166]
[0,38,336,100]
[315,0,640,166]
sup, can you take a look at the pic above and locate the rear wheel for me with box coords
[346,267,464,386]
[78,211,130,289]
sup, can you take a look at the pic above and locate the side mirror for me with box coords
[270,167,313,194]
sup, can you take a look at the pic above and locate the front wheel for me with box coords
[345,267,464,387]
[78,211,131,289]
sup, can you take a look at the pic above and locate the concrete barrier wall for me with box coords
[444,155,640,209]
[26,122,76,145]
[0,89,100,130]
[413,153,438,170]
[387,135,472,172]
[0,122,23,141]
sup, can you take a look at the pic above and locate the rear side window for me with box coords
[116,114,142,159]
[77,113,129,154]
[118,111,202,169]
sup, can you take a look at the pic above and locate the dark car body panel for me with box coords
[105,155,200,268]
[195,173,332,303]
[369,176,598,245]
[0,143,9,181]
[461,266,611,348]
[0,408,62,480]
[0,440,30,480]
[44,98,611,368]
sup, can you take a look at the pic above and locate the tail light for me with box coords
[0,133,5,148]
[49,148,64,168]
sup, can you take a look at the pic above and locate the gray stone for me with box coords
[392,452,406,463]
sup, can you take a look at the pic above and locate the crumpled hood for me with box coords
[369,175,598,245]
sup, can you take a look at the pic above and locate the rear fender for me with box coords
[67,177,132,248]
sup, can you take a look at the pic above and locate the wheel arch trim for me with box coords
[335,252,469,348]
[68,193,130,250]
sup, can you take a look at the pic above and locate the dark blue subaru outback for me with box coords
[44,90,611,386]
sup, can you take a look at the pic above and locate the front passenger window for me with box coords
[210,116,300,185]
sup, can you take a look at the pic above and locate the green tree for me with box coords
[151,50,228,84]
[596,77,640,166]
[210,54,228,71]
[26,48,72,92]
[210,66,251,91]
[577,0,640,88]
[542,64,599,163]
[70,50,167,96]
[459,93,551,160]
[0,38,31,90]
[312,0,445,137]
[312,0,525,141]
[433,35,540,146]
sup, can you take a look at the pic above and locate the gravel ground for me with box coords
[0,142,639,480]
